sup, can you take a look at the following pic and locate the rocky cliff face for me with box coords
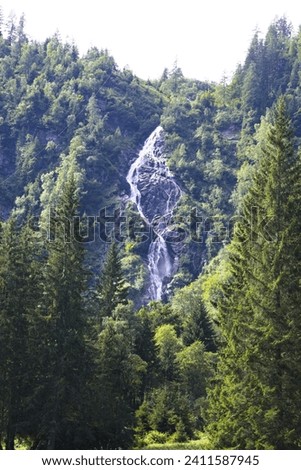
[127,126,183,301]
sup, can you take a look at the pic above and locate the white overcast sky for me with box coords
[1,0,301,82]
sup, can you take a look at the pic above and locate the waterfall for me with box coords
[126,126,181,300]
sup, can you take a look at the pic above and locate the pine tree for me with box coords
[207,97,301,449]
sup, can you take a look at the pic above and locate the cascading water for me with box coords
[126,126,181,300]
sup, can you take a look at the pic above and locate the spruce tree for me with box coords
[207,97,301,449]
[98,241,129,320]
[171,280,216,351]
[0,218,40,449]
[95,317,146,448]
[34,154,94,449]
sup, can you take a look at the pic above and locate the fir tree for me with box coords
[95,317,146,448]
[98,241,129,320]
[207,97,301,449]
[34,154,94,449]
[0,218,40,449]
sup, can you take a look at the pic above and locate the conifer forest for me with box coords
[0,11,301,449]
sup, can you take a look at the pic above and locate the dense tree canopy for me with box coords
[206,98,301,449]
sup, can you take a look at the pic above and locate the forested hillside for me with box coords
[0,12,301,449]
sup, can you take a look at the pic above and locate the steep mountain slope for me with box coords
[0,15,300,300]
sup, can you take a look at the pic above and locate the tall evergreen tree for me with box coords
[0,218,40,449]
[207,97,301,449]
[171,280,216,351]
[98,241,129,320]
[95,317,146,448]
[34,153,94,449]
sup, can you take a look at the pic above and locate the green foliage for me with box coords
[97,242,129,320]
[1,10,301,450]
[171,279,216,350]
[31,152,95,449]
[135,313,214,446]
[0,218,40,449]
[142,432,211,450]
[143,430,168,446]
[153,324,182,383]
[95,317,147,448]
[206,97,301,449]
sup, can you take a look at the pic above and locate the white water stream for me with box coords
[126,126,181,300]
